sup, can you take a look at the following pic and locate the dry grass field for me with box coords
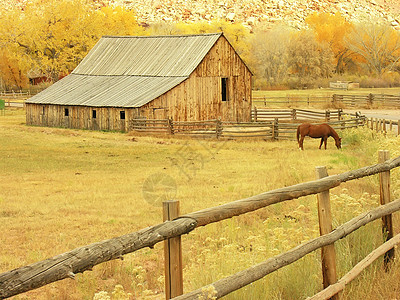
[1,108,400,299]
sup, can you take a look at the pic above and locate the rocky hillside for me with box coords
[2,0,400,29]
[121,0,400,30]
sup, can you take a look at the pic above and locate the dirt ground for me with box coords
[344,109,400,120]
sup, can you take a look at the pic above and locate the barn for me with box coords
[25,33,252,132]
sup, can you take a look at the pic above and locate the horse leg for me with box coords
[319,138,323,149]
[299,136,305,150]
[324,137,328,149]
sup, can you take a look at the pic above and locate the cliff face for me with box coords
[2,0,400,29]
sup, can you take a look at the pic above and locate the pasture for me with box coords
[1,109,400,299]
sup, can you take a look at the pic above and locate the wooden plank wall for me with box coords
[26,104,142,132]
[142,35,252,122]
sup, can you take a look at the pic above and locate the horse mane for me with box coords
[328,125,340,139]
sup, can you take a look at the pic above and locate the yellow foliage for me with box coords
[306,12,354,73]
[0,49,29,89]
[0,0,146,83]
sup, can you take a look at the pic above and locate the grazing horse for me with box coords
[297,123,342,150]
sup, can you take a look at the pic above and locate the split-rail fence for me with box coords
[1,152,400,299]
[252,93,400,108]
[129,109,367,140]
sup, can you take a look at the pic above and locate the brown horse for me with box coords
[297,123,342,150]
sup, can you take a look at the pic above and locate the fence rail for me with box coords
[1,155,400,299]
[0,90,30,100]
[253,93,400,108]
[252,108,343,122]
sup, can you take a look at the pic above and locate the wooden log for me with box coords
[315,167,337,298]
[182,156,400,227]
[163,201,183,299]
[307,233,400,300]
[383,119,387,134]
[378,150,394,268]
[0,218,197,299]
[173,199,400,300]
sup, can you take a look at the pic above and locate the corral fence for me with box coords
[0,90,30,99]
[252,108,343,122]
[0,90,30,105]
[129,109,367,140]
[366,117,400,136]
[1,152,400,299]
[252,93,400,108]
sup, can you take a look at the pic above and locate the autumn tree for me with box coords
[288,30,334,86]
[345,22,400,76]
[0,49,28,90]
[248,25,292,88]
[306,12,354,74]
[0,0,146,83]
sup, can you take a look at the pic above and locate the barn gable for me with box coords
[26,33,252,130]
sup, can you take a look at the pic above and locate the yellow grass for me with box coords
[1,108,400,299]
[252,87,400,98]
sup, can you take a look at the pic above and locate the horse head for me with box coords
[335,137,342,149]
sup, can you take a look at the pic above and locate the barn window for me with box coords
[64,108,69,117]
[221,77,229,101]
[120,111,126,120]
[92,109,97,119]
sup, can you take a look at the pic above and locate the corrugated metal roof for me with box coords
[73,33,222,77]
[26,74,187,107]
[27,33,223,107]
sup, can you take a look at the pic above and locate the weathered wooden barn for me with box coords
[25,33,252,131]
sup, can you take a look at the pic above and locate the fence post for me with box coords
[332,94,336,106]
[325,110,330,122]
[378,151,394,269]
[168,118,174,135]
[316,166,338,298]
[398,120,400,136]
[291,109,296,120]
[163,200,183,299]
[216,119,222,139]
[274,118,279,139]
[368,93,374,106]
[383,119,387,134]
[254,107,258,122]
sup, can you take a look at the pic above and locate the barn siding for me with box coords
[26,104,141,132]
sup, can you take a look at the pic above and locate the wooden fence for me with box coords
[366,118,400,136]
[1,153,400,299]
[0,90,30,100]
[252,93,400,108]
[252,108,343,122]
[129,110,366,140]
